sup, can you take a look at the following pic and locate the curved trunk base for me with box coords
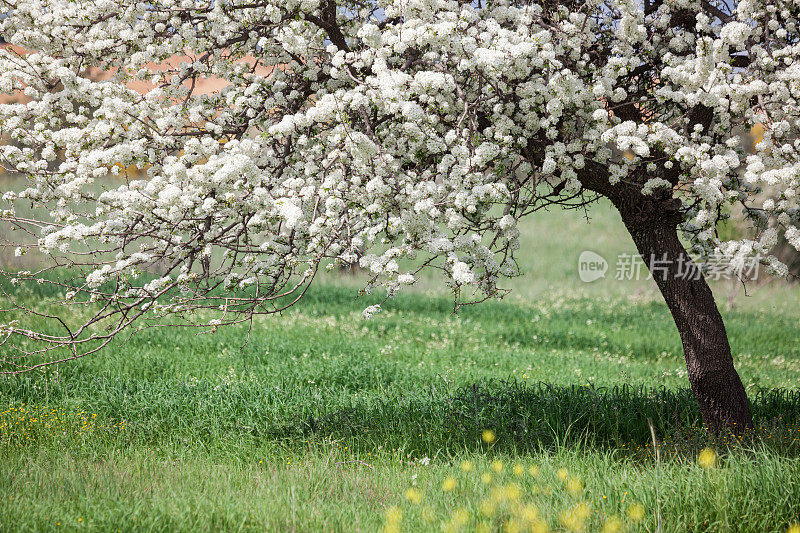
[689,365,753,433]
[616,206,753,433]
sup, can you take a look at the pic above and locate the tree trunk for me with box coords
[615,204,754,433]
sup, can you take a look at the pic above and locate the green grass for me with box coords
[2,198,800,532]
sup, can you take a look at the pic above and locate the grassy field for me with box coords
[1,199,800,532]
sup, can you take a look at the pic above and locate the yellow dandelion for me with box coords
[492,460,504,473]
[522,504,539,522]
[602,516,623,533]
[504,518,523,533]
[442,476,457,492]
[482,429,496,444]
[559,502,590,532]
[627,503,645,522]
[384,506,402,533]
[698,447,717,469]
[530,518,548,533]
[788,524,800,533]
[566,477,583,496]
[575,502,590,519]
[452,508,469,526]
[461,460,473,472]
[385,506,402,522]
[557,468,568,481]
[404,487,423,504]
[481,472,493,484]
[503,483,521,501]
[529,465,540,477]
[513,463,524,477]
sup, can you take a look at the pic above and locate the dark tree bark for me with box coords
[611,194,754,432]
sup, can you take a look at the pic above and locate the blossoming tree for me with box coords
[1,0,798,431]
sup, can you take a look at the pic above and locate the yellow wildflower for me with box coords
[530,518,548,533]
[698,447,717,469]
[452,508,469,526]
[559,502,590,532]
[627,503,645,522]
[404,487,422,504]
[522,504,539,522]
[384,506,402,533]
[602,516,623,533]
[566,476,583,496]
[385,506,402,522]
[503,483,521,501]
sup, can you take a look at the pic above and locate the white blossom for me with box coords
[0,0,798,363]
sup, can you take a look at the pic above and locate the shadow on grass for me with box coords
[3,376,799,461]
[290,381,800,459]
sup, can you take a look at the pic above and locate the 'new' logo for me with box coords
[578,251,608,283]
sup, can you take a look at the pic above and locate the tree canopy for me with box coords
[0,0,798,375]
